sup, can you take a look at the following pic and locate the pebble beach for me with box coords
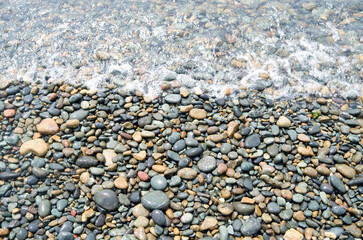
[0,0,363,240]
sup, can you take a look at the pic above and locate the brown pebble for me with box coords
[36,118,59,135]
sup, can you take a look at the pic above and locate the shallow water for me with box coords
[1,0,362,98]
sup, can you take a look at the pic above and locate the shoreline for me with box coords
[0,80,362,240]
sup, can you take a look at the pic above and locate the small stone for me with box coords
[132,204,150,217]
[303,167,318,178]
[241,217,261,236]
[36,118,59,135]
[138,171,149,181]
[134,151,147,161]
[277,116,291,127]
[200,217,218,231]
[165,94,181,104]
[343,224,362,238]
[151,209,166,226]
[114,176,128,189]
[232,202,255,215]
[38,200,51,217]
[150,175,167,190]
[297,146,314,156]
[103,149,117,166]
[134,227,147,240]
[284,229,303,240]
[297,134,310,142]
[181,213,193,224]
[227,121,239,138]
[94,190,119,211]
[0,228,9,237]
[329,174,347,193]
[217,203,234,215]
[177,168,197,180]
[20,139,49,156]
[197,156,217,172]
[66,119,80,128]
[244,134,261,148]
[189,109,207,119]
[134,216,149,228]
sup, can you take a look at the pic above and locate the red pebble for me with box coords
[49,93,57,101]
[61,139,70,148]
[138,171,149,181]
[3,109,16,118]
[71,210,77,216]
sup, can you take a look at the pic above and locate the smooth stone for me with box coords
[151,209,167,226]
[165,94,181,104]
[220,143,232,154]
[38,200,51,217]
[332,205,346,215]
[173,140,186,152]
[57,232,75,240]
[244,134,260,148]
[57,199,68,211]
[36,118,59,135]
[69,109,89,120]
[177,168,197,180]
[181,213,193,224]
[28,221,39,233]
[241,217,261,236]
[197,156,217,173]
[76,156,98,168]
[267,202,281,214]
[94,190,119,211]
[150,175,168,190]
[189,109,207,119]
[16,228,27,240]
[279,209,293,220]
[309,125,321,135]
[185,147,203,157]
[232,202,255,215]
[20,139,49,156]
[320,183,333,194]
[219,225,228,240]
[335,164,356,179]
[329,174,347,193]
[141,191,170,210]
[276,116,291,127]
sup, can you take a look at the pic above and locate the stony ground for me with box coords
[0,79,362,240]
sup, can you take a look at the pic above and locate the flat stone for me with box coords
[232,202,255,215]
[200,217,218,231]
[141,191,170,210]
[336,164,356,179]
[94,190,119,211]
[189,109,207,119]
[320,183,334,193]
[132,203,150,217]
[165,94,181,104]
[303,167,318,178]
[151,209,166,226]
[284,229,303,240]
[298,134,310,142]
[244,134,260,148]
[69,109,89,121]
[20,139,49,156]
[133,151,147,161]
[227,121,239,138]
[76,156,98,168]
[276,116,291,127]
[267,202,281,214]
[343,224,362,238]
[103,149,117,166]
[134,216,149,228]
[3,109,16,118]
[197,156,217,172]
[177,168,197,180]
[217,203,234,215]
[36,118,59,135]
[181,213,193,224]
[66,119,80,128]
[241,217,261,236]
[114,176,128,189]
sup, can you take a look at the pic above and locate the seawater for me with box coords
[0,0,362,98]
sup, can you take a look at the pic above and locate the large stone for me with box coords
[20,139,49,156]
[189,109,207,119]
[94,190,119,211]
[141,191,170,210]
[36,118,59,135]
[76,156,98,168]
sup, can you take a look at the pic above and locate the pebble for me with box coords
[94,190,119,211]
[141,191,170,210]
[244,133,261,148]
[335,164,356,179]
[150,175,168,190]
[329,174,347,193]
[189,109,207,119]
[276,116,291,127]
[284,229,303,240]
[177,168,197,180]
[36,118,59,134]
[38,200,51,217]
[20,139,49,156]
[241,217,261,236]
[197,156,217,172]
[76,156,98,168]
[200,217,218,231]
